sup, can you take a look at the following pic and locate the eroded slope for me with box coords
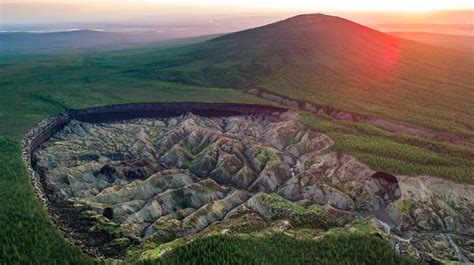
[33,112,474,263]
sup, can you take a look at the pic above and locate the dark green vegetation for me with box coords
[300,114,474,182]
[140,233,416,265]
[0,137,97,265]
[0,43,268,264]
[0,47,266,136]
[0,13,472,264]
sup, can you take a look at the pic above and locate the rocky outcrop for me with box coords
[365,175,474,264]
[245,193,353,228]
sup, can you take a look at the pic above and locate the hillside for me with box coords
[389,31,474,52]
[126,14,473,139]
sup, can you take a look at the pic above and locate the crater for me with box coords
[29,105,400,257]
[25,104,474,264]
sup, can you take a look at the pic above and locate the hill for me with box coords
[126,14,473,139]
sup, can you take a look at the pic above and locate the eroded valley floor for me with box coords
[33,112,474,263]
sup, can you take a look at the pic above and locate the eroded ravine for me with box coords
[30,110,474,263]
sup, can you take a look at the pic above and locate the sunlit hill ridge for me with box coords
[126,13,472,137]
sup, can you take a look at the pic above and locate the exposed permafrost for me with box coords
[29,110,474,263]
[446,234,470,264]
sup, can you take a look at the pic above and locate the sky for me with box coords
[135,0,472,12]
[1,0,473,25]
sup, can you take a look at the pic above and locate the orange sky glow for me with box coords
[3,0,473,12]
[1,0,473,24]
[147,0,473,12]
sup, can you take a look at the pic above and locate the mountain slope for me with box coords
[389,31,474,52]
[126,14,473,138]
